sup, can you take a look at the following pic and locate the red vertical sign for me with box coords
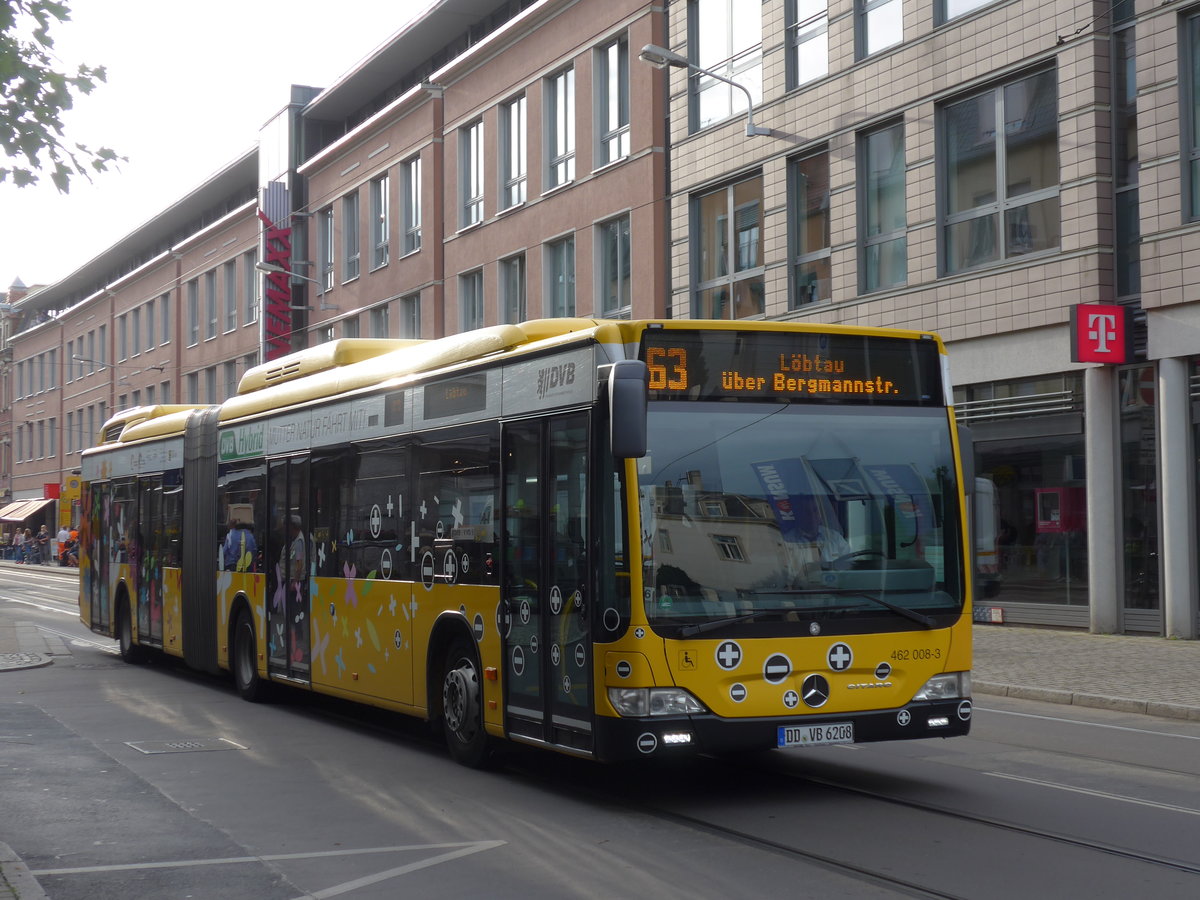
[257,209,294,361]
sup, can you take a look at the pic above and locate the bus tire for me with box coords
[441,636,490,767]
[117,598,147,664]
[233,609,269,703]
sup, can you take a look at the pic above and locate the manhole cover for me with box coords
[125,738,247,754]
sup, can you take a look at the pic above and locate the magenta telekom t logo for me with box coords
[1087,312,1118,353]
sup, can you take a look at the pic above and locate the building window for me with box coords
[461,121,484,227]
[860,122,907,292]
[696,176,765,318]
[939,0,997,24]
[145,302,155,352]
[242,253,258,325]
[370,173,389,269]
[117,315,128,360]
[460,270,484,331]
[403,156,422,253]
[224,362,238,400]
[318,206,335,290]
[342,191,360,281]
[712,534,745,561]
[130,309,140,356]
[160,292,171,344]
[343,316,360,338]
[941,68,1060,274]
[598,214,631,318]
[370,304,390,338]
[858,0,901,58]
[205,270,218,340]
[501,254,526,323]
[1114,6,1139,296]
[788,0,828,88]
[1184,11,1200,219]
[546,68,575,188]
[224,260,237,332]
[597,37,630,166]
[399,294,420,338]
[186,372,199,404]
[187,279,199,346]
[789,152,831,306]
[546,236,575,317]
[205,367,217,404]
[501,94,527,209]
[692,0,762,130]
[160,379,172,404]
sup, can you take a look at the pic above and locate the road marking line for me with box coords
[985,772,1200,816]
[31,841,505,878]
[0,596,78,616]
[297,841,507,899]
[977,706,1200,741]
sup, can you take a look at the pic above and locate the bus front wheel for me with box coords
[441,637,489,767]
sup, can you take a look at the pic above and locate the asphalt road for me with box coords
[3,572,1199,899]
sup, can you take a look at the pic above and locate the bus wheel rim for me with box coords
[443,661,479,735]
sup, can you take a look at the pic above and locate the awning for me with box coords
[0,497,55,522]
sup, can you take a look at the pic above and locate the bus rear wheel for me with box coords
[441,637,489,767]
[117,600,146,664]
[233,610,269,702]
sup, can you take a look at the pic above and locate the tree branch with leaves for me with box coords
[0,0,123,191]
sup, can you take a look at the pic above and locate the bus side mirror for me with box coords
[609,359,648,459]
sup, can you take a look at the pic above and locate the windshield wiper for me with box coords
[677,608,796,638]
[830,593,936,629]
[753,588,937,629]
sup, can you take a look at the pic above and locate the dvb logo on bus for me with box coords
[536,362,575,399]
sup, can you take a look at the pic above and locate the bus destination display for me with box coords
[640,330,941,405]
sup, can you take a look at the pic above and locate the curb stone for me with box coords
[0,842,49,900]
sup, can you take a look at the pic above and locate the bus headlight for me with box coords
[911,671,971,702]
[607,687,707,717]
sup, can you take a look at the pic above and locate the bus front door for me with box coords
[502,414,592,753]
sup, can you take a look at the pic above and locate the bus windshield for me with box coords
[638,403,965,635]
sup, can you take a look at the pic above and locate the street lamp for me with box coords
[638,43,772,137]
[254,262,339,311]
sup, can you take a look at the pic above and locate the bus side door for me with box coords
[501,414,592,752]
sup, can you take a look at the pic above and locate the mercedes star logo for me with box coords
[801,673,830,708]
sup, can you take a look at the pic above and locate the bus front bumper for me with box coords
[593,698,972,762]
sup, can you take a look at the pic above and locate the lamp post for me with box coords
[638,43,772,137]
[254,261,337,311]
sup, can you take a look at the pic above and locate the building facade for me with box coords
[653,0,1199,638]
[4,0,1199,637]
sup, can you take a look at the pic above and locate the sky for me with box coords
[1,0,430,290]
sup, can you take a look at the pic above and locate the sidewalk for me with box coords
[972,623,1200,721]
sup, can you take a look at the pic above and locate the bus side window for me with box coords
[416,431,498,585]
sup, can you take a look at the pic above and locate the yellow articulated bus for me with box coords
[79,318,973,765]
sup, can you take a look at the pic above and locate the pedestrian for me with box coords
[36,525,51,565]
[57,524,70,565]
[18,528,31,564]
